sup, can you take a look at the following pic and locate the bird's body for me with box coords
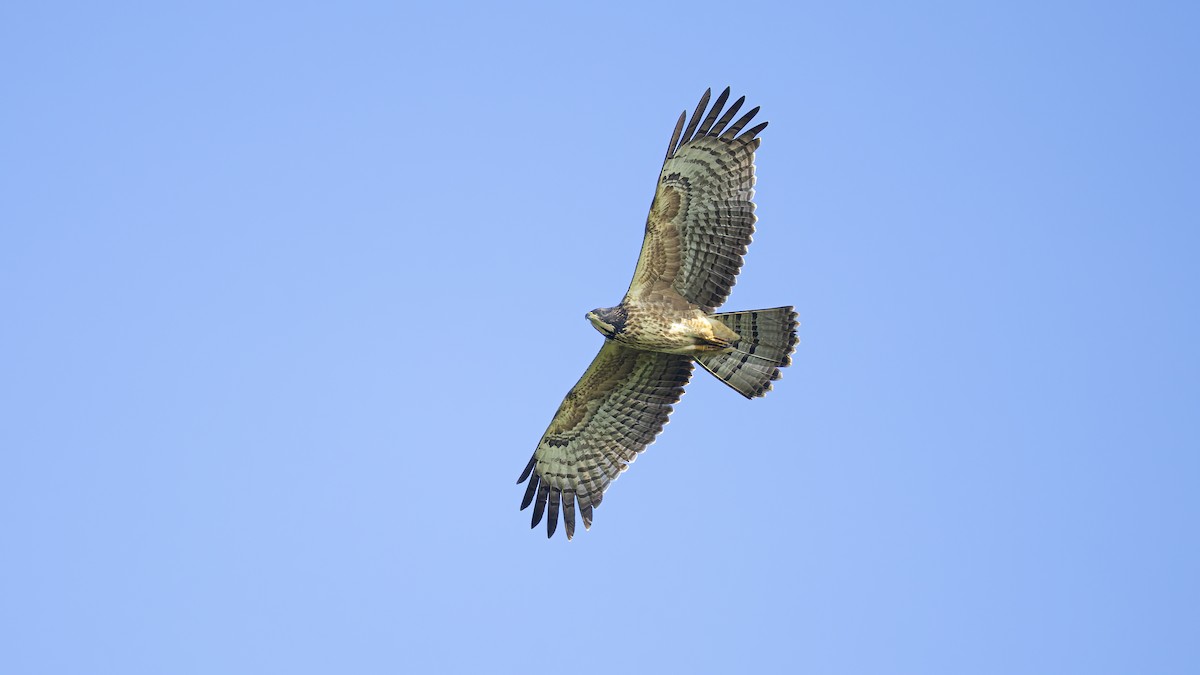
[518,89,799,539]
[588,302,739,355]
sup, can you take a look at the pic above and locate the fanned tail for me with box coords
[697,306,798,399]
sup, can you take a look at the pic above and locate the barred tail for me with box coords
[697,306,798,399]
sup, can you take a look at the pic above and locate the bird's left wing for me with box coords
[625,88,767,312]
[518,341,694,539]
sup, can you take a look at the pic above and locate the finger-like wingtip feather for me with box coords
[664,111,686,161]
[709,95,745,137]
[722,105,761,140]
[679,88,711,149]
[743,120,769,141]
[516,456,536,484]
[530,483,549,528]
[562,492,576,540]
[546,489,560,538]
[519,471,540,510]
[696,87,732,137]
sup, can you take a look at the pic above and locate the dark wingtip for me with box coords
[696,87,732,138]
[709,95,746,137]
[530,483,549,528]
[670,89,767,156]
[722,105,761,139]
[546,489,560,538]
[679,88,711,148]
[563,492,576,540]
[665,110,687,160]
[516,455,536,484]
[519,472,539,510]
[745,120,769,139]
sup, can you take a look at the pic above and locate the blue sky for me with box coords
[2,2,1197,673]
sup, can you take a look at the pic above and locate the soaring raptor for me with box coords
[518,88,798,539]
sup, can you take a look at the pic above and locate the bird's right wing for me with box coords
[518,341,694,539]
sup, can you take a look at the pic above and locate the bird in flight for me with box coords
[518,88,798,539]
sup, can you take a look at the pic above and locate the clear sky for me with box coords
[2,2,1197,673]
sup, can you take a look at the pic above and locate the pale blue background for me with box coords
[2,2,1197,673]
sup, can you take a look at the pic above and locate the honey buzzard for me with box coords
[518,88,798,539]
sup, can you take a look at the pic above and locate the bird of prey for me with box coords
[517,88,798,539]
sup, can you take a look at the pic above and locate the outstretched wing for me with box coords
[626,87,767,313]
[517,342,694,539]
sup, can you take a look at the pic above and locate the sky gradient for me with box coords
[2,2,1198,673]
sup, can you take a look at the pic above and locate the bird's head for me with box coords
[586,305,627,338]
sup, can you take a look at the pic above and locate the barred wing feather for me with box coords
[626,87,767,312]
[517,342,694,539]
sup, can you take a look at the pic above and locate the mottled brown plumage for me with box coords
[518,89,798,539]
